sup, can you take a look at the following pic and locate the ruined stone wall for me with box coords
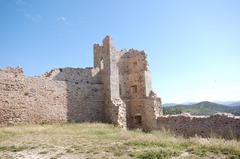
[0,35,160,130]
[157,113,240,139]
[45,67,104,122]
[0,67,104,125]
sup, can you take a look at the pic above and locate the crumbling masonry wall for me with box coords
[157,113,240,139]
[0,67,104,124]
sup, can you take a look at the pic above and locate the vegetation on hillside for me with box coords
[0,123,240,159]
[163,101,240,115]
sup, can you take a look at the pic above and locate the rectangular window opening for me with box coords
[131,85,137,93]
[134,115,142,125]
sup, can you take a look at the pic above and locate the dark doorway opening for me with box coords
[134,114,142,125]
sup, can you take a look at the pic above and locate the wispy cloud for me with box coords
[57,16,72,26]
[57,16,66,22]
[15,0,29,6]
[24,13,42,23]
[15,0,42,23]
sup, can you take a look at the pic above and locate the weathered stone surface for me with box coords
[0,36,162,130]
[157,113,240,139]
[0,67,105,125]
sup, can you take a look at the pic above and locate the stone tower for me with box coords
[94,36,162,130]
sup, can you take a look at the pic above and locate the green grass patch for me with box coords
[187,145,240,158]
[137,149,180,159]
[0,146,28,152]
[0,131,17,142]
[126,141,168,148]
[0,123,239,159]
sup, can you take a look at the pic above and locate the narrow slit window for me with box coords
[119,84,122,95]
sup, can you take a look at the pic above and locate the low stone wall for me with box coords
[157,113,240,139]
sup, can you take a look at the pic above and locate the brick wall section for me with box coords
[157,113,240,139]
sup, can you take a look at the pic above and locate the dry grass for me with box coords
[0,123,239,159]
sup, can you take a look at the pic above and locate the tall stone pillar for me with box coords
[99,36,126,128]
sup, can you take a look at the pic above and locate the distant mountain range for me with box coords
[163,101,240,116]
[163,101,240,107]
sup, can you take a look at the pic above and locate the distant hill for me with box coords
[163,101,240,116]
[162,103,178,107]
[163,102,196,107]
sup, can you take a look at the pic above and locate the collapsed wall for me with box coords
[0,67,104,125]
[157,113,240,139]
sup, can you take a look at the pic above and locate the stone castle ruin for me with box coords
[0,36,239,138]
[0,36,162,131]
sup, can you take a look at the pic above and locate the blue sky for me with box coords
[0,0,240,103]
